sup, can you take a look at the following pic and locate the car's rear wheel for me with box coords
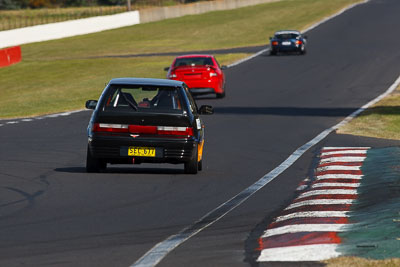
[270,50,277,56]
[86,146,106,173]
[184,144,198,174]
[198,159,203,171]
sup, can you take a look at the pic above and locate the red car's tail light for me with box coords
[272,41,279,46]
[168,69,177,78]
[93,123,129,133]
[157,126,194,136]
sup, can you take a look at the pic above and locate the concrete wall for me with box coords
[0,0,280,49]
[0,11,140,49]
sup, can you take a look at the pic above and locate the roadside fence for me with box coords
[0,6,127,31]
[0,1,211,31]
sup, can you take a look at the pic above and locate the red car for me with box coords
[165,54,227,98]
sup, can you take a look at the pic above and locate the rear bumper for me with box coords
[179,78,223,94]
[272,45,302,52]
[89,135,197,164]
[189,88,215,95]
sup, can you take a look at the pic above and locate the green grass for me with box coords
[337,85,400,140]
[0,53,247,118]
[22,0,362,60]
[0,0,362,118]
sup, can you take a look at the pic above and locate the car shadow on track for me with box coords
[54,166,185,175]
[213,106,400,117]
[213,106,360,117]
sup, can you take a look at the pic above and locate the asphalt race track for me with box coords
[1,0,400,266]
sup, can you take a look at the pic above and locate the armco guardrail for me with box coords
[0,46,21,67]
[0,0,280,49]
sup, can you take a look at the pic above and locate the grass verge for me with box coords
[0,0,362,118]
[337,84,400,140]
[0,53,248,118]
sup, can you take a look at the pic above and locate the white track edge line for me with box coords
[0,109,88,125]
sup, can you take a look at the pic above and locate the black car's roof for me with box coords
[109,78,184,87]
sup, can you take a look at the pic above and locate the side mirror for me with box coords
[198,105,214,115]
[164,67,170,71]
[85,100,98,110]
[221,65,228,70]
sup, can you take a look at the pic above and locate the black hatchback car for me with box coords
[85,78,213,174]
[269,30,307,55]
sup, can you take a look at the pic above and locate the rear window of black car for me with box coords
[101,85,185,114]
[174,57,214,67]
[275,33,299,39]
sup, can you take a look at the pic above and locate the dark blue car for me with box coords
[269,30,307,55]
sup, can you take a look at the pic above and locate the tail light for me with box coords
[210,72,218,77]
[129,125,157,134]
[169,69,177,78]
[296,40,303,45]
[272,41,278,46]
[157,126,194,136]
[93,123,193,137]
[93,123,128,133]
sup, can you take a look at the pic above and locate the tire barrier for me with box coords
[0,46,21,67]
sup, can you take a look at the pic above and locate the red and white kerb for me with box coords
[257,147,370,262]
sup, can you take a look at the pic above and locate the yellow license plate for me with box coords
[128,147,156,157]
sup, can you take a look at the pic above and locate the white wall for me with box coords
[0,11,140,49]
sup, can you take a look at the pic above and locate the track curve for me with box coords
[1,0,400,266]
